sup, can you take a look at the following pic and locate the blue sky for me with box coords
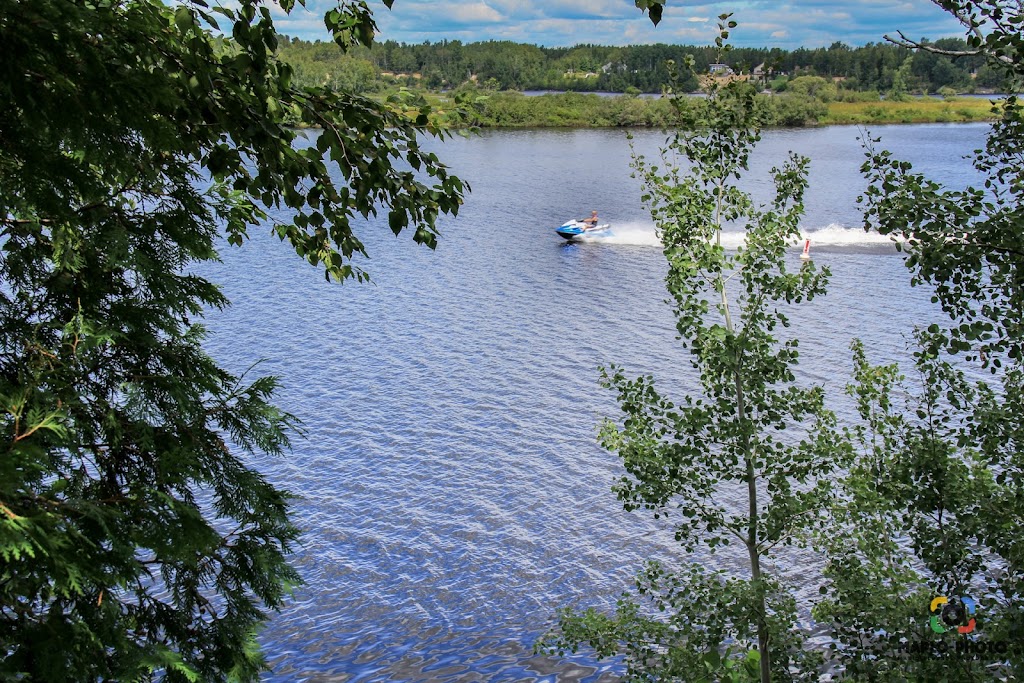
[270,0,971,48]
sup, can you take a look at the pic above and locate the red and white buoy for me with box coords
[800,238,811,260]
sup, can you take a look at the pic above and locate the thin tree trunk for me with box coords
[716,179,770,683]
[736,366,771,683]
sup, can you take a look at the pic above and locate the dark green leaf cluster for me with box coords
[814,341,1005,681]
[634,0,664,27]
[815,1,1024,678]
[0,0,464,680]
[539,562,820,683]
[861,1,1024,364]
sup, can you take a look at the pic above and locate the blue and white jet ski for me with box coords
[556,219,612,241]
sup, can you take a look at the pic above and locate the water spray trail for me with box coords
[581,222,900,250]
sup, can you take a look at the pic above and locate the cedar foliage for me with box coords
[0,1,464,680]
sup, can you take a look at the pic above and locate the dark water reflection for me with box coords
[199,123,989,681]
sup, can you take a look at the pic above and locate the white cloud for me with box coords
[274,0,973,48]
[449,3,505,23]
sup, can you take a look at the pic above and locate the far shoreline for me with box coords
[428,90,1001,129]
[289,93,1002,131]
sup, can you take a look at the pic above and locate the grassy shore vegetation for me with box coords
[427,87,996,129]
[822,96,997,124]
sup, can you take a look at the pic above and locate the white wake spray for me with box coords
[578,221,900,251]
[594,221,663,246]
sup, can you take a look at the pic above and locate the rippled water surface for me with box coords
[200,123,990,681]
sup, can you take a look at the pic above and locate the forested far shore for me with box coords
[277,35,1009,96]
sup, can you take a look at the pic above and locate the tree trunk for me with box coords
[718,180,771,683]
[736,368,771,683]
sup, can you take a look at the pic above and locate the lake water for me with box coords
[200,123,990,681]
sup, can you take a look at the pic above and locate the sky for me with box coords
[269,0,971,49]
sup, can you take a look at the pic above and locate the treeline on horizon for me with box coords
[277,35,1007,95]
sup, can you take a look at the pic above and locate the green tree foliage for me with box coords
[888,57,916,100]
[539,23,846,683]
[814,0,1024,679]
[785,76,838,102]
[448,86,830,130]
[277,36,983,96]
[0,0,464,680]
[454,90,681,128]
[276,37,382,93]
[914,40,973,91]
[763,94,829,127]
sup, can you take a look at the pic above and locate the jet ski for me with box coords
[556,219,612,241]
